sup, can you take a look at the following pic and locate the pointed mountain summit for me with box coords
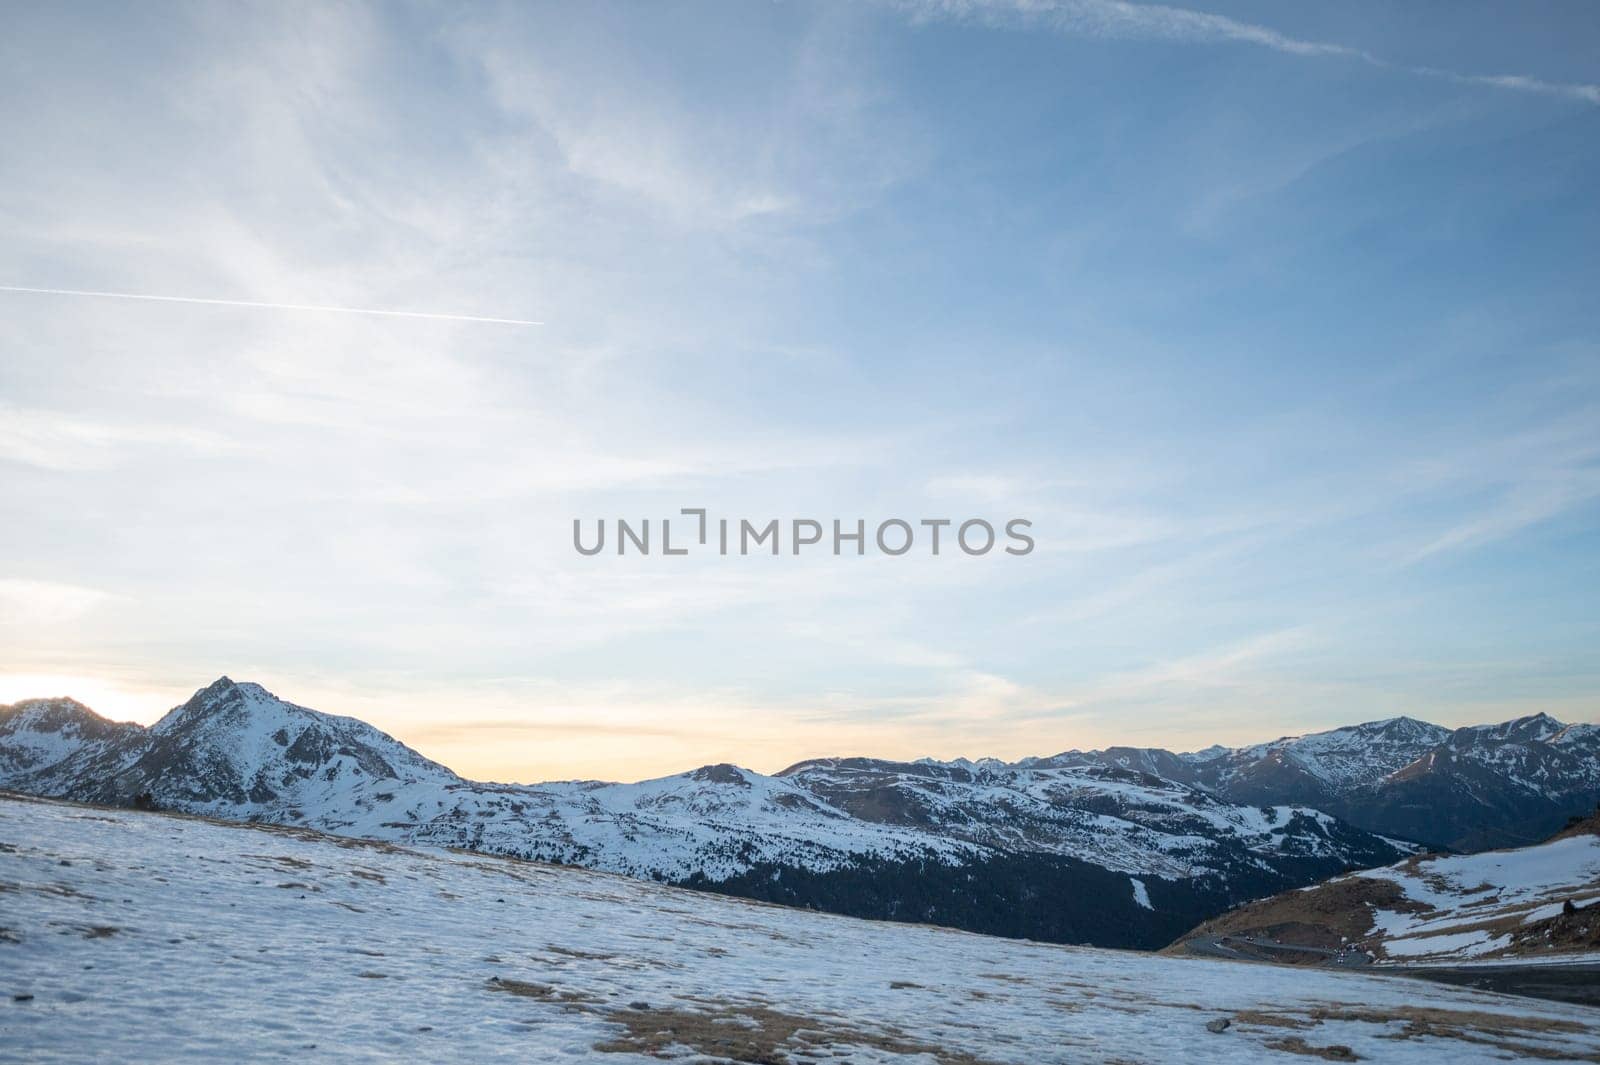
[1,678,459,813]
[128,677,459,810]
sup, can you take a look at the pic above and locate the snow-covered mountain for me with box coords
[13,794,1600,1064]
[1170,810,1600,967]
[776,754,1389,876]
[1044,714,1600,851]
[1,677,1409,949]
[5,677,1597,947]
[0,697,144,794]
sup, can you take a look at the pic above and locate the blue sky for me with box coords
[1,1,1597,782]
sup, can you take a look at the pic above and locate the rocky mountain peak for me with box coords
[0,696,146,787]
[1364,715,1444,738]
[1,696,104,731]
[1451,712,1569,746]
[689,763,753,787]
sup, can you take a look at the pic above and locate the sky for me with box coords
[1,0,1597,784]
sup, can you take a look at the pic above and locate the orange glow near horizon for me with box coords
[0,673,180,728]
[5,670,1595,787]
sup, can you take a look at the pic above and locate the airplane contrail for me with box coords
[0,285,542,326]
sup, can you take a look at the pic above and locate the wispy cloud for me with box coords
[1409,467,1600,563]
[897,0,1600,105]
[0,285,541,326]
[0,579,119,623]
[0,405,240,471]
[1397,409,1600,565]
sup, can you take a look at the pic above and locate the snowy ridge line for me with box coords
[0,678,1406,886]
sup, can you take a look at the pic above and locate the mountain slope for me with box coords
[8,793,1600,1064]
[0,698,144,795]
[0,678,1410,950]
[779,754,1395,872]
[1043,714,1600,851]
[1168,810,1600,966]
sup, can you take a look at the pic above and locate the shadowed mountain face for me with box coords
[2,678,1595,946]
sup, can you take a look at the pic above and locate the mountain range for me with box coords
[3,676,1597,948]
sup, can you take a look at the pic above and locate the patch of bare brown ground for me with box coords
[1307,1005,1599,1062]
[487,978,999,1064]
[1552,810,1600,842]
[591,1000,1000,1065]
[1232,1009,1315,1029]
[1264,1035,1359,1059]
[1165,876,1429,956]
[486,976,596,1005]
[1512,899,1600,953]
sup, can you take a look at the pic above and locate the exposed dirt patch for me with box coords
[329,836,410,855]
[978,972,1029,984]
[1234,1009,1315,1029]
[591,999,1000,1065]
[1309,1005,1588,1037]
[1,879,93,900]
[486,976,596,1005]
[1166,876,1427,957]
[1265,1036,1358,1060]
[546,945,616,961]
[1553,810,1600,842]
[248,853,312,871]
[1511,899,1600,954]
[481,973,999,1064]
[1307,1005,1599,1062]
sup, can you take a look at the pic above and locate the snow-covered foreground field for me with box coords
[3,795,1598,1064]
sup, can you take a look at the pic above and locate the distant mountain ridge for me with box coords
[778,710,1600,852]
[1104,712,1598,850]
[2,677,1596,947]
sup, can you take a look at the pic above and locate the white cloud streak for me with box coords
[899,0,1600,105]
[0,285,542,326]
